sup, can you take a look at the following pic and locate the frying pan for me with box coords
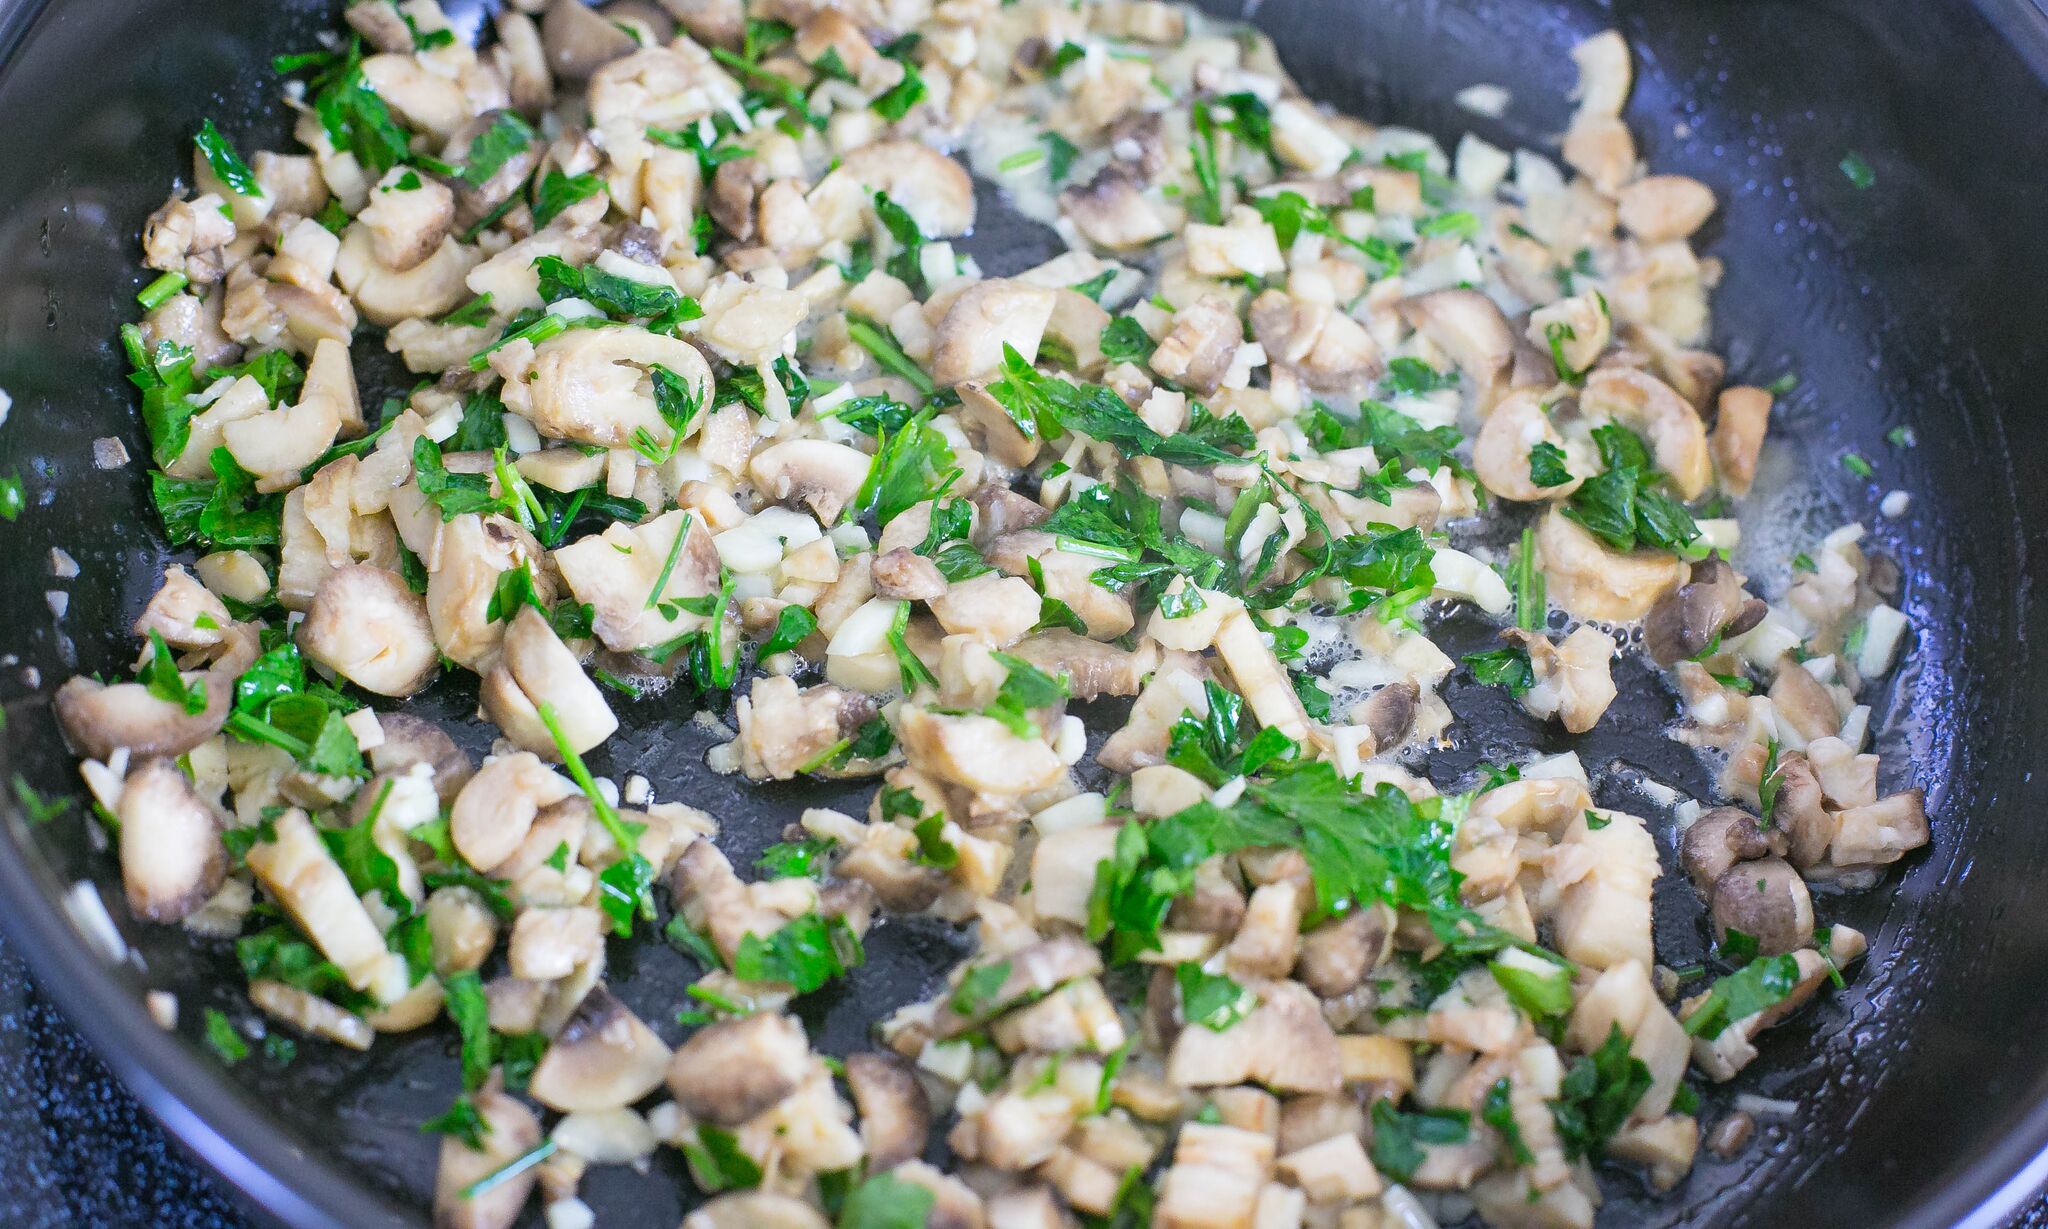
[0,0,2041,1225]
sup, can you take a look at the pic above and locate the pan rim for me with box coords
[0,0,2039,1225]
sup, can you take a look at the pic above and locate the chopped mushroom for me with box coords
[116,758,227,922]
[1511,624,1618,733]
[846,1050,932,1169]
[1581,366,1712,500]
[1399,289,1515,409]
[1710,857,1814,956]
[298,564,440,697]
[480,605,619,759]
[1536,507,1686,622]
[1711,386,1772,495]
[54,673,229,761]
[1643,555,1765,666]
[930,279,1057,387]
[527,985,673,1112]
[434,1084,543,1229]
[666,1011,813,1126]
[1679,807,1785,892]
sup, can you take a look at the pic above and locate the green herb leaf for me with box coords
[203,1007,250,1064]
[1369,1099,1471,1183]
[834,1172,934,1229]
[1840,151,1876,190]
[1549,1023,1654,1158]
[195,119,262,197]
[731,912,864,993]
[1482,1077,1534,1166]
[532,170,603,227]
[1175,963,1256,1031]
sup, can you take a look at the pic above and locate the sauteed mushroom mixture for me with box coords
[64,1,1926,1226]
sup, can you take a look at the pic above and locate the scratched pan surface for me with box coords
[0,0,2042,1225]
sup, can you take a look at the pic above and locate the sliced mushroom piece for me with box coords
[897,707,1066,796]
[116,758,227,923]
[872,548,947,602]
[1643,555,1765,666]
[1535,508,1686,622]
[1617,175,1717,243]
[246,810,406,1002]
[748,439,871,523]
[1771,754,1836,870]
[985,532,1134,640]
[133,566,234,653]
[1356,681,1420,753]
[298,564,439,697]
[1214,609,1311,743]
[681,1194,830,1229]
[930,279,1058,388]
[1005,631,1159,701]
[969,484,1050,545]
[1473,390,1580,502]
[1060,166,1173,250]
[1509,625,1618,733]
[509,905,606,982]
[334,223,481,327]
[1248,289,1383,392]
[425,514,554,670]
[221,348,348,483]
[1527,291,1612,377]
[1148,295,1243,396]
[1768,656,1842,745]
[1295,905,1394,998]
[1710,858,1813,956]
[666,1011,813,1126]
[1711,386,1772,496]
[433,1083,542,1229]
[480,605,619,759]
[846,1050,931,1170]
[1399,289,1515,410]
[449,751,576,871]
[554,509,719,652]
[542,0,638,80]
[369,713,475,803]
[828,140,976,238]
[1678,806,1785,892]
[1828,788,1930,869]
[937,938,1104,1035]
[519,325,715,450]
[358,167,457,272]
[528,985,672,1112]
[1167,981,1343,1093]
[54,672,229,761]
[1581,366,1712,500]
[446,111,544,231]
[736,675,869,781]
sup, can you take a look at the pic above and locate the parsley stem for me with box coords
[224,711,310,759]
[460,1139,556,1200]
[534,701,636,856]
[846,318,935,397]
[644,511,693,608]
[137,271,189,310]
[468,313,568,371]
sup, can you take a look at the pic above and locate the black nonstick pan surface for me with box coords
[0,0,2042,1226]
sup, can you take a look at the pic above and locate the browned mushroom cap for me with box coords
[541,0,637,80]
[366,713,475,804]
[680,1193,830,1229]
[665,1011,813,1126]
[432,1083,541,1229]
[1769,658,1841,743]
[54,672,229,761]
[1678,806,1785,893]
[1643,556,1764,666]
[526,985,673,1112]
[445,110,544,231]
[1771,754,1836,870]
[1294,905,1394,998]
[1710,857,1814,956]
[968,484,1049,546]
[846,1050,931,1169]
[1357,682,1419,753]
[116,758,227,922]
